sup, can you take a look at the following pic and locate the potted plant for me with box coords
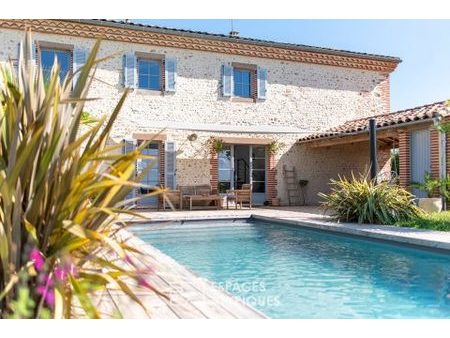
[267,140,283,156]
[271,197,280,206]
[208,137,225,154]
[411,172,443,213]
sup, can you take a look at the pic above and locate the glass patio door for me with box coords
[218,144,267,205]
[218,145,234,193]
[250,145,267,205]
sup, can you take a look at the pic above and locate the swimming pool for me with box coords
[131,218,450,318]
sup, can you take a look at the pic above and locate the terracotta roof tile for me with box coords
[70,20,401,64]
[299,101,449,142]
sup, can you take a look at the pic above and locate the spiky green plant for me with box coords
[411,172,442,198]
[0,31,165,318]
[319,173,422,224]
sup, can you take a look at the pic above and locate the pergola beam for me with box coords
[300,130,398,148]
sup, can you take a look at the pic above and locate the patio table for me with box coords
[184,194,222,210]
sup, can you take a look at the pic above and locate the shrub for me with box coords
[319,173,422,225]
[0,32,164,318]
[396,211,450,232]
[410,172,441,198]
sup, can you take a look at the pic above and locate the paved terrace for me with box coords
[110,206,450,319]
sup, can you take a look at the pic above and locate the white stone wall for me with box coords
[280,142,392,205]
[0,28,391,204]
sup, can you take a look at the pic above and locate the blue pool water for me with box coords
[132,219,450,318]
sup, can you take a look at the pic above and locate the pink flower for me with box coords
[30,248,45,272]
[44,289,55,307]
[137,276,156,291]
[54,263,77,282]
[37,285,55,307]
[54,266,67,281]
[124,255,134,266]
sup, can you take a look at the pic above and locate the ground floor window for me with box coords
[136,141,160,207]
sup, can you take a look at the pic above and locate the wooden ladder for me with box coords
[283,165,301,206]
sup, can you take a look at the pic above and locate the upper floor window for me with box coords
[124,53,176,92]
[40,48,72,82]
[138,58,162,91]
[222,64,267,100]
[233,68,252,98]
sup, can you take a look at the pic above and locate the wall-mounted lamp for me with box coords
[187,133,198,142]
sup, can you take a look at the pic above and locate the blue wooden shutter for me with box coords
[165,58,177,92]
[165,141,177,190]
[222,64,233,97]
[17,40,36,73]
[123,53,137,88]
[257,67,267,100]
[73,48,88,88]
[410,130,431,198]
[31,42,37,66]
[122,139,137,207]
[16,41,22,73]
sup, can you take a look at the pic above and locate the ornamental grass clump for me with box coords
[319,173,422,225]
[0,31,164,318]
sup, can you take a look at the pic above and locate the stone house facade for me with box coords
[0,19,401,206]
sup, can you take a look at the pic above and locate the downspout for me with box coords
[369,118,378,181]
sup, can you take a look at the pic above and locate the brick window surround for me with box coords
[158,141,165,208]
[210,150,219,194]
[267,152,278,204]
[398,129,410,189]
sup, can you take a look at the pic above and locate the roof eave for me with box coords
[69,19,402,65]
[298,118,437,144]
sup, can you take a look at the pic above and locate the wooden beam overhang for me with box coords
[299,129,398,148]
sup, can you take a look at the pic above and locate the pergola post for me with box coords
[369,118,378,181]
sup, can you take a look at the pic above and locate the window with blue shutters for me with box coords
[165,141,177,190]
[257,67,267,100]
[40,48,72,83]
[73,48,88,88]
[165,58,177,92]
[223,63,266,100]
[126,55,176,92]
[122,139,137,207]
[222,64,233,97]
[233,68,252,98]
[17,40,37,71]
[123,53,137,88]
[138,59,161,90]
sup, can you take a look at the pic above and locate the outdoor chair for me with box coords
[162,190,182,210]
[227,184,252,209]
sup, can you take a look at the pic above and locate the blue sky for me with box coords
[134,19,450,112]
